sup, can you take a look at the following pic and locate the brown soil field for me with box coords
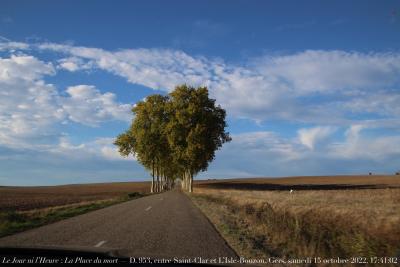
[2,175,398,212]
[195,175,400,191]
[0,181,150,211]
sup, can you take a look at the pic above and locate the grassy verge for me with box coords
[191,194,275,259]
[0,192,145,238]
[191,189,400,266]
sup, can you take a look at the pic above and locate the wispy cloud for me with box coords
[206,127,400,178]
[2,39,400,134]
[1,39,400,181]
[328,125,400,161]
[50,136,135,161]
[0,53,131,149]
[24,42,400,126]
[298,126,336,150]
[62,85,131,126]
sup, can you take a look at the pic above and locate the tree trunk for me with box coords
[187,171,190,192]
[184,170,190,192]
[182,173,186,191]
[161,172,164,192]
[151,161,155,193]
[159,166,162,192]
[162,171,166,191]
[185,171,189,191]
[158,175,161,193]
[156,166,160,193]
[188,171,193,193]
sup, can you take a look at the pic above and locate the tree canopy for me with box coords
[114,85,231,193]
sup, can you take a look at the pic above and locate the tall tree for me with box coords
[167,85,231,192]
[115,85,231,193]
[115,95,169,193]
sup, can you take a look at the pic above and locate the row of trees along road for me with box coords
[114,85,231,193]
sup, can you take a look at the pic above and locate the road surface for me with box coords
[0,189,237,259]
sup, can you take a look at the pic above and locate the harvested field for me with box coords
[0,181,150,211]
[195,175,400,191]
[191,175,400,264]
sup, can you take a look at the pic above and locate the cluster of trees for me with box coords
[114,85,231,193]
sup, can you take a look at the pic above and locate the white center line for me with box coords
[145,206,152,211]
[95,240,106,247]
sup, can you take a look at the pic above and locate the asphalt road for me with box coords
[0,189,237,259]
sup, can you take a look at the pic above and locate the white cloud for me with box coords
[298,126,336,150]
[328,125,400,161]
[38,43,211,91]
[204,127,400,178]
[0,37,28,51]
[0,55,62,148]
[0,54,55,81]
[0,54,132,149]
[3,41,400,125]
[0,42,29,51]
[32,42,400,126]
[57,57,92,72]
[60,61,79,72]
[51,136,135,161]
[58,136,85,150]
[94,137,135,161]
[343,91,400,117]
[226,131,303,161]
[62,85,131,126]
[1,40,400,173]
[256,50,400,94]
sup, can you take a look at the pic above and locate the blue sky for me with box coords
[1,0,400,185]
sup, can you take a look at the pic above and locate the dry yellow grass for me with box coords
[194,188,400,239]
[191,179,400,264]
